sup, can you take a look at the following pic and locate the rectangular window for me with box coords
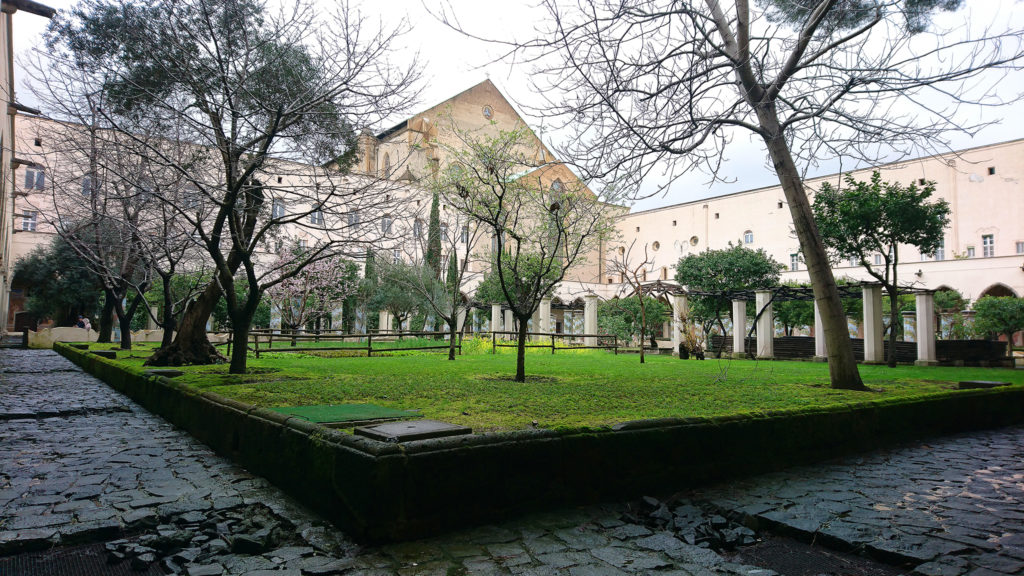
[309,209,324,226]
[392,249,400,264]
[297,239,308,250]
[461,226,469,244]
[873,254,882,266]
[82,176,94,196]
[1016,241,1024,255]
[272,200,285,219]
[849,256,858,267]
[440,223,449,242]
[347,211,360,226]
[21,211,37,232]
[381,214,392,234]
[982,234,994,257]
[24,168,45,190]
[935,237,945,261]
[988,166,996,176]
[790,253,799,271]
[966,246,975,258]
[743,231,753,244]
[413,219,422,239]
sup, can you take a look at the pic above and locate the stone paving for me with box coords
[1,347,1022,575]
[693,426,1024,576]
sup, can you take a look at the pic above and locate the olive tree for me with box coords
[38,0,420,372]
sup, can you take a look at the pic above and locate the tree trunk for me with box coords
[515,314,529,382]
[97,296,114,343]
[756,106,866,390]
[160,276,176,349]
[448,314,458,361]
[145,281,224,366]
[638,298,646,364]
[229,319,251,374]
[111,293,132,351]
[887,286,900,367]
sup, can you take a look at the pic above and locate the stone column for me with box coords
[355,305,366,334]
[270,304,282,334]
[491,304,501,336]
[755,290,774,359]
[670,293,689,356]
[147,305,159,330]
[378,310,391,334]
[530,307,541,341]
[504,309,514,340]
[732,299,747,358]
[540,298,552,335]
[456,308,467,335]
[862,283,884,363]
[915,291,938,366]
[584,294,598,347]
[331,307,344,333]
[813,301,827,361]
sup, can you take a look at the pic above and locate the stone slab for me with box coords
[958,381,1010,390]
[354,420,472,443]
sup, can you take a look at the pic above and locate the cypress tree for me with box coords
[425,190,442,279]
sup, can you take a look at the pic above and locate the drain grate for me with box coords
[0,542,164,576]
[726,535,910,576]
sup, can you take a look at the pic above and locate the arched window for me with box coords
[743,230,754,244]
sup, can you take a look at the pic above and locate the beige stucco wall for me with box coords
[611,140,1024,303]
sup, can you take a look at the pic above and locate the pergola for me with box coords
[639,280,941,366]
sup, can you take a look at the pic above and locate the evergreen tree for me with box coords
[425,190,442,279]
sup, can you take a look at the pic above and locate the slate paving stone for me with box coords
[3,349,1023,576]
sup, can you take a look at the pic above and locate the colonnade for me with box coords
[668,285,938,365]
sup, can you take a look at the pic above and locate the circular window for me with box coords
[482,105,493,120]
[651,241,660,251]
[689,236,699,246]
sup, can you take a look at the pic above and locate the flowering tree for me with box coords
[266,248,360,343]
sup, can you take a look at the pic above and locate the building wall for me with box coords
[0,7,14,332]
[1,0,55,333]
[608,140,1024,303]
[6,81,1021,327]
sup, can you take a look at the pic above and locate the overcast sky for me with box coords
[12,0,1024,212]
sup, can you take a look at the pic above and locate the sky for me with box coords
[12,0,1024,212]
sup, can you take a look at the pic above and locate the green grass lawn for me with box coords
[107,341,1024,433]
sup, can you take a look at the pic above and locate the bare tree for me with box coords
[37,0,421,373]
[606,239,657,364]
[450,125,613,382]
[23,112,161,350]
[447,0,1024,390]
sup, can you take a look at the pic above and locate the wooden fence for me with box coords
[219,329,463,358]
[489,331,618,355]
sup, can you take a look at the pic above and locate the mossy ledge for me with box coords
[56,343,1024,543]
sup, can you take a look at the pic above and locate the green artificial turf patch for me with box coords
[268,403,420,424]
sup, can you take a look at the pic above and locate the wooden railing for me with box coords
[489,331,618,355]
